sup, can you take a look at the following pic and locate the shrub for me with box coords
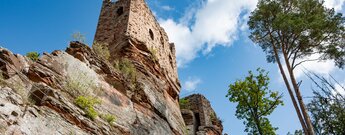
[0,72,6,86]
[75,96,101,120]
[93,42,110,60]
[101,113,116,125]
[114,58,137,83]
[66,71,97,97]
[179,98,189,109]
[210,112,223,124]
[149,47,158,62]
[26,52,40,61]
[71,32,85,43]
[210,112,216,121]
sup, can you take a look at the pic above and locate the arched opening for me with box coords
[149,29,154,40]
[117,7,124,16]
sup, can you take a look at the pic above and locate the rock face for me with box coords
[0,0,223,135]
[181,94,223,135]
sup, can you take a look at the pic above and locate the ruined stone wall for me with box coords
[94,0,180,98]
[93,0,131,54]
[127,0,178,87]
[185,94,213,127]
[92,0,186,134]
[182,94,223,135]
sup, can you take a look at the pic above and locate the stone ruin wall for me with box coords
[94,0,180,97]
[127,0,178,87]
[182,94,223,135]
[93,0,131,54]
[185,94,213,127]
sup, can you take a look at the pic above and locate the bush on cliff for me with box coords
[26,52,40,61]
[114,58,137,84]
[179,98,189,109]
[93,42,110,60]
[75,96,101,120]
[100,113,116,125]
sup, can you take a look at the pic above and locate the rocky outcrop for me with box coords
[180,94,223,135]
[0,41,183,135]
[0,0,223,134]
[0,44,223,135]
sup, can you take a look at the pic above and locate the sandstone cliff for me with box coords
[0,0,223,135]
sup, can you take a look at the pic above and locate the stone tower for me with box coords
[94,0,179,97]
[94,0,185,134]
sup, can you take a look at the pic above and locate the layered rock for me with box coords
[0,41,183,135]
[0,0,223,135]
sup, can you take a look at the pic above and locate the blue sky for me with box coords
[1,0,345,134]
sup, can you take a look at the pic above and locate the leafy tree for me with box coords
[305,72,345,135]
[72,32,86,43]
[248,0,344,134]
[226,68,283,135]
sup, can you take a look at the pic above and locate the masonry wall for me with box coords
[185,94,213,127]
[127,0,178,84]
[182,94,223,135]
[93,0,131,55]
[94,0,180,97]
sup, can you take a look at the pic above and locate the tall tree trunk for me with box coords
[282,52,315,135]
[270,42,309,134]
[254,115,264,135]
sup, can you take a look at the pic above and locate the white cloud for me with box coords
[183,77,202,92]
[161,5,174,11]
[324,0,345,11]
[334,83,345,95]
[159,0,258,67]
[293,54,336,79]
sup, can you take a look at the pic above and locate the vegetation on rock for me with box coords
[71,32,86,43]
[26,52,40,61]
[75,96,101,120]
[179,98,189,109]
[114,58,137,84]
[149,47,158,62]
[93,42,110,60]
[100,113,116,125]
[65,71,97,98]
[210,112,222,124]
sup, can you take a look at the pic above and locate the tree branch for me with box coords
[292,59,319,69]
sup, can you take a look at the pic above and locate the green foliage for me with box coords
[226,68,283,135]
[71,32,86,43]
[93,42,110,60]
[179,98,189,109]
[0,72,6,86]
[101,114,116,125]
[248,0,345,68]
[66,71,97,98]
[210,112,223,124]
[75,96,101,120]
[26,52,40,61]
[114,58,137,83]
[149,47,158,62]
[287,130,303,135]
[306,72,345,134]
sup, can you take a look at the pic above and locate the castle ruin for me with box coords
[181,94,223,135]
[94,0,179,99]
